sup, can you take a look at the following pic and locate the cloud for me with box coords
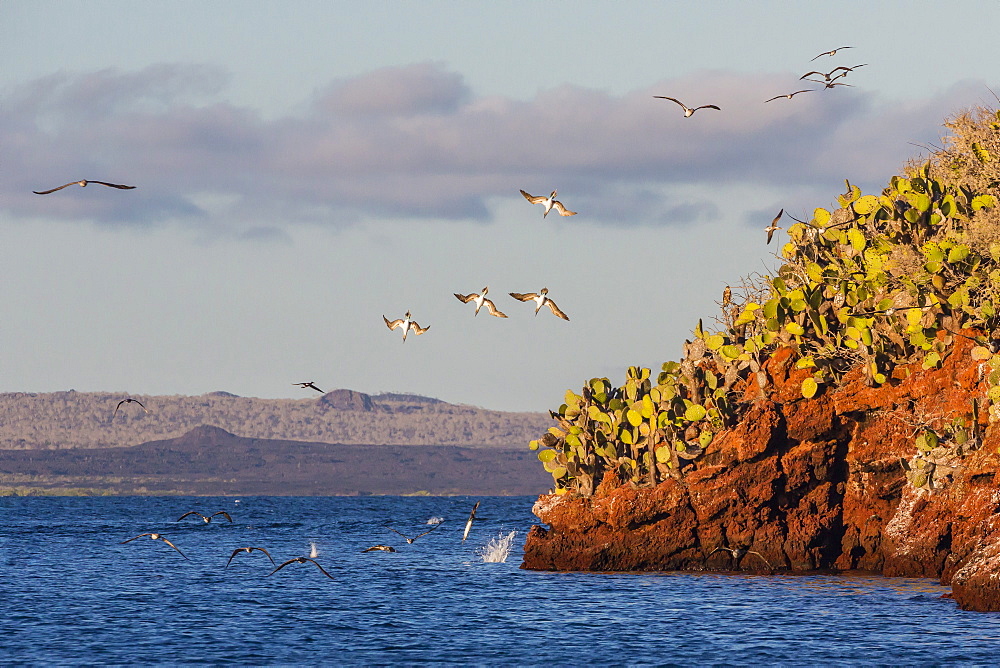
[1,63,991,229]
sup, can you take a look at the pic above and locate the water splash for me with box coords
[309,542,319,558]
[427,516,444,525]
[477,530,517,563]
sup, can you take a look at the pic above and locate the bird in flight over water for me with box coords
[268,556,335,580]
[811,46,853,61]
[33,180,136,194]
[112,398,148,420]
[454,287,508,318]
[383,311,430,342]
[509,288,570,321]
[362,544,397,553]
[520,189,577,217]
[462,501,481,541]
[226,547,275,567]
[294,382,324,393]
[704,546,773,570]
[654,96,721,117]
[120,533,189,560]
[177,510,233,523]
[766,209,784,245]
[388,520,445,544]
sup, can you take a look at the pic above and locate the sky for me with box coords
[2,0,999,412]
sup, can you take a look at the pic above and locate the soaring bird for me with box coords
[226,547,275,568]
[810,46,853,61]
[704,546,773,570]
[383,311,430,342]
[520,189,577,217]
[387,520,445,544]
[120,533,189,560]
[462,501,480,542]
[112,398,148,420]
[654,96,720,117]
[177,510,233,523]
[294,382,324,393]
[268,556,335,580]
[799,64,867,82]
[765,209,784,244]
[33,180,136,195]
[454,287,507,318]
[362,544,397,553]
[509,288,569,321]
[764,89,814,103]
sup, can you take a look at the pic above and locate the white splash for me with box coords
[427,516,445,525]
[477,530,517,563]
[309,542,319,558]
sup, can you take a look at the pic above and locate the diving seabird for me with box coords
[454,287,508,318]
[765,209,784,245]
[33,180,136,195]
[764,90,814,103]
[387,520,445,544]
[509,288,570,321]
[112,398,148,420]
[704,546,773,570]
[226,547,275,568]
[177,510,233,523]
[362,544,397,553]
[294,381,324,393]
[268,556,335,580]
[120,533,189,560]
[462,501,480,541]
[383,311,430,342]
[810,46,853,61]
[520,189,577,217]
[654,96,721,117]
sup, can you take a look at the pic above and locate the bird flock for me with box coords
[119,500,481,580]
[32,46,863,411]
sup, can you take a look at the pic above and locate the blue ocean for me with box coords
[2,495,999,665]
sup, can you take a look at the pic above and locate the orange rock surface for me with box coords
[522,335,1000,611]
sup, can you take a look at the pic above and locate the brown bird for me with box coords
[454,287,507,318]
[226,547,275,568]
[810,46,853,61]
[33,180,136,195]
[765,209,784,245]
[387,520,445,545]
[362,544,397,553]
[764,90,814,103]
[705,546,773,570]
[654,96,720,117]
[509,288,569,321]
[120,533,189,560]
[112,398,148,421]
[520,189,577,217]
[268,556,335,580]
[383,311,430,342]
[177,510,233,523]
[722,286,732,307]
[294,382,324,393]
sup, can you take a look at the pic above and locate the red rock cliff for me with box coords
[522,336,1000,612]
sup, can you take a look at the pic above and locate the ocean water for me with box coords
[2,495,1000,665]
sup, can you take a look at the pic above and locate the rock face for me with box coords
[523,336,1000,612]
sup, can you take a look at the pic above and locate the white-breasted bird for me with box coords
[654,96,721,117]
[383,311,430,342]
[765,209,784,245]
[454,287,508,318]
[33,179,136,195]
[509,288,570,321]
[520,189,577,217]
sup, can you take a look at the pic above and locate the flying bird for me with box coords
[226,547,275,568]
[177,510,233,523]
[764,90,814,103]
[799,64,867,82]
[704,546,773,570]
[120,533,189,560]
[383,311,430,342]
[509,288,569,321]
[112,398,148,420]
[33,180,136,195]
[268,556,335,580]
[388,520,445,545]
[519,189,577,217]
[654,96,720,117]
[362,544,397,553]
[454,287,507,318]
[462,501,480,542]
[294,382,324,393]
[820,81,854,89]
[766,209,784,245]
[810,46,853,61]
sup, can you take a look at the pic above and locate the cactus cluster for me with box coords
[533,106,1000,496]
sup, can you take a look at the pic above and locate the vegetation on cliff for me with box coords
[532,105,1000,496]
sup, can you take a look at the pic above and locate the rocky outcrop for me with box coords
[523,336,1000,612]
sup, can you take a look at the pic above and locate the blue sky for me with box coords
[2,1,999,412]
